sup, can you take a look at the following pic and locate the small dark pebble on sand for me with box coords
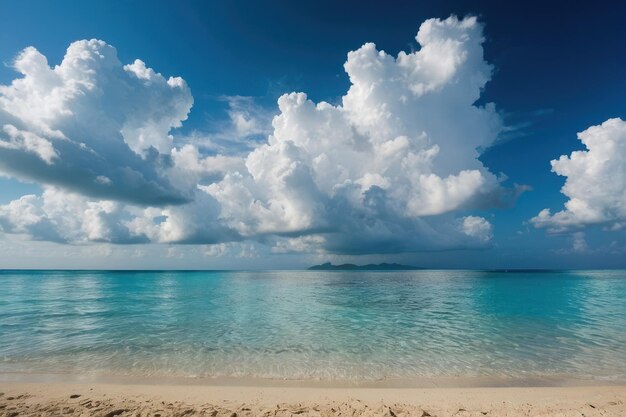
[70,394,81,399]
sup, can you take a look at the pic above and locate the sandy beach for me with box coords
[1,379,625,417]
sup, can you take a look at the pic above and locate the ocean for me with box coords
[1,269,625,382]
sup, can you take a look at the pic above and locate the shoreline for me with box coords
[1,380,625,416]
[2,371,626,389]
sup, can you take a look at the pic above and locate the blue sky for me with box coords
[0,0,626,269]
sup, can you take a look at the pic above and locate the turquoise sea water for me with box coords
[1,269,625,381]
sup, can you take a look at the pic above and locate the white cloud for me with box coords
[204,15,508,252]
[531,118,626,232]
[125,191,236,244]
[0,39,193,205]
[0,188,139,243]
[0,124,58,164]
[460,216,493,243]
[0,186,237,245]
[0,16,514,254]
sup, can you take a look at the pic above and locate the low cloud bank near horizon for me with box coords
[0,16,520,255]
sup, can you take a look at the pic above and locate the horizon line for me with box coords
[0,268,617,273]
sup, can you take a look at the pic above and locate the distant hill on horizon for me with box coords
[307,262,422,271]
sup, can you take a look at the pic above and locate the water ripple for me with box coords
[0,270,625,380]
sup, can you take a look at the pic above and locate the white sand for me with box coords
[1,379,625,416]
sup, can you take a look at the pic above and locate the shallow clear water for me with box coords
[1,269,625,381]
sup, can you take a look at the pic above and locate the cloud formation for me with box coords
[0,40,193,205]
[460,216,493,243]
[204,15,507,252]
[0,16,512,254]
[532,118,626,232]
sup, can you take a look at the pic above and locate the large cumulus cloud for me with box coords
[532,118,626,232]
[0,16,515,254]
[204,15,511,253]
[0,40,192,205]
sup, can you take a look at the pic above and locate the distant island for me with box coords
[308,262,422,271]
